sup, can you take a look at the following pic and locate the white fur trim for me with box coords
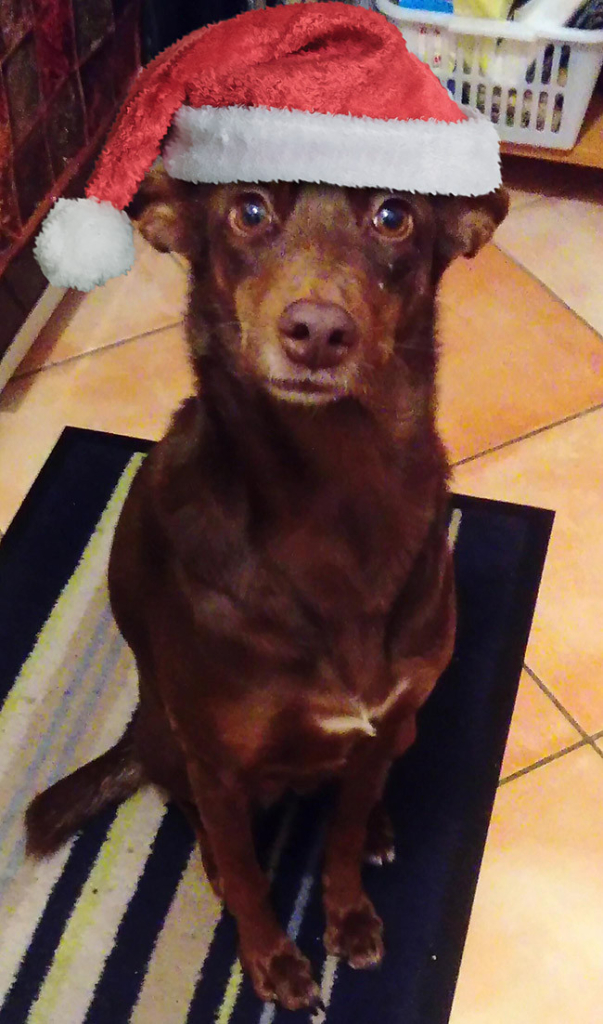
[34,198,135,291]
[163,105,501,196]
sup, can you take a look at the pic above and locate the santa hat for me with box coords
[34,2,501,292]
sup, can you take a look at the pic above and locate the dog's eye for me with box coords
[372,199,413,240]
[229,194,273,235]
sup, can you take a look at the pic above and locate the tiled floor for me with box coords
[1,158,602,1021]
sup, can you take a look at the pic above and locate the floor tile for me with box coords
[453,407,603,735]
[436,244,603,462]
[0,324,194,532]
[450,745,603,1024]
[500,670,582,780]
[506,188,542,213]
[494,188,603,337]
[15,230,188,375]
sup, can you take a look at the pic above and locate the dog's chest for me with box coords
[210,470,430,761]
[261,476,416,617]
[214,561,403,759]
[217,664,413,805]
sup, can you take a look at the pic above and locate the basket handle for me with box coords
[377,0,603,43]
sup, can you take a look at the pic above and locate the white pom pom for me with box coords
[34,198,135,291]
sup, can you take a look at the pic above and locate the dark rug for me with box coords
[0,427,553,1024]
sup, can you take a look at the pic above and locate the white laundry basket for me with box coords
[376,0,603,147]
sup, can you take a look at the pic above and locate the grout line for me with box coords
[11,321,185,382]
[499,738,590,785]
[497,663,596,784]
[453,401,603,468]
[506,665,603,773]
[591,729,603,741]
[524,664,592,741]
[493,240,603,348]
[505,193,544,213]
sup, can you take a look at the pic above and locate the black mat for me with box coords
[0,428,553,1024]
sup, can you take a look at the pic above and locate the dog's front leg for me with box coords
[185,760,321,1009]
[322,715,416,968]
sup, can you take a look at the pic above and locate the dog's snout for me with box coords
[278,300,357,370]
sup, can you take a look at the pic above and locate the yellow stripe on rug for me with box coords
[0,628,128,906]
[25,789,166,1024]
[130,845,221,1024]
[0,843,74,1002]
[0,652,139,994]
[0,454,144,775]
[311,955,339,1024]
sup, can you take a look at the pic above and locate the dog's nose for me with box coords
[278,301,357,370]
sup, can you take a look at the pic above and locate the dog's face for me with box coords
[205,183,425,407]
[131,169,508,407]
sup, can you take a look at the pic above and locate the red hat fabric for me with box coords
[34,2,501,292]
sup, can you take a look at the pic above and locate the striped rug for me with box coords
[0,428,553,1024]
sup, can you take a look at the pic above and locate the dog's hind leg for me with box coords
[25,715,144,857]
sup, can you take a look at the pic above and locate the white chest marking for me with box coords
[317,711,377,738]
[313,512,462,743]
[368,675,412,720]
[316,676,412,738]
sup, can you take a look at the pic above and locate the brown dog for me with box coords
[26,167,508,1009]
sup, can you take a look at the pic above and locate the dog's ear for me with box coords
[126,162,190,254]
[431,187,509,276]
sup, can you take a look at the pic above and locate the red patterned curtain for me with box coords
[0,0,140,353]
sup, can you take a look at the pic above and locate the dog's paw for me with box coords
[324,895,384,969]
[245,937,321,1010]
[364,803,396,867]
